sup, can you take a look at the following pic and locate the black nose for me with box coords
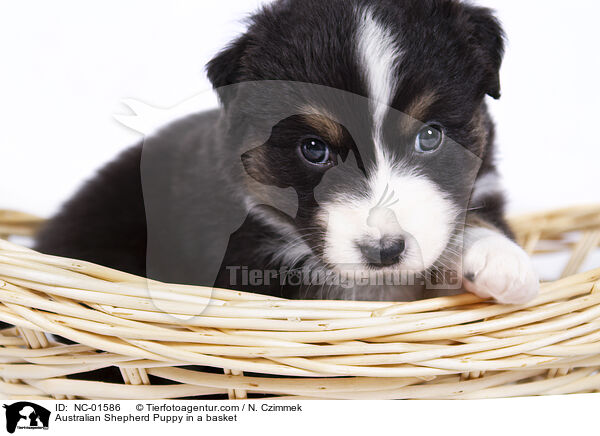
[358,237,405,267]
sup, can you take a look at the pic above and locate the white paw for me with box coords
[463,232,539,304]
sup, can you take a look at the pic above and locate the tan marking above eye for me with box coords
[396,90,440,134]
[299,107,344,143]
[404,90,439,122]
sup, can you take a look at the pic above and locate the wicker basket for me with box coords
[0,205,599,400]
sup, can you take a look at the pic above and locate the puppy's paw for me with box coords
[463,232,539,304]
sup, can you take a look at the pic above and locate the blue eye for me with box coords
[300,138,331,165]
[415,124,444,153]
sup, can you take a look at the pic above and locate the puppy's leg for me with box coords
[461,216,539,304]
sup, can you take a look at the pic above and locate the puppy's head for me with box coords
[206,0,504,281]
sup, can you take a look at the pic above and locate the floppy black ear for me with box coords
[467,6,505,99]
[206,34,250,106]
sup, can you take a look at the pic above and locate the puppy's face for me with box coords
[208,0,504,279]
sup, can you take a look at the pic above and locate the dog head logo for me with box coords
[3,402,50,433]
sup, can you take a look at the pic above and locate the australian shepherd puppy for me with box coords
[36,0,538,304]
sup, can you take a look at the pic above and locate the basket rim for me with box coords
[0,203,599,399]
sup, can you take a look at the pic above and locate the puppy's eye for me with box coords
[415,124,444,153]
[299,138,332,165]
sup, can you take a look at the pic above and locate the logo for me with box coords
[3,402,50,433]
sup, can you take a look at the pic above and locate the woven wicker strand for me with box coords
[0,204,598,400]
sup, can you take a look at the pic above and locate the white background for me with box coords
[1,0,599,218]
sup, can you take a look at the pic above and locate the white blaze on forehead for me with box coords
[355,7,401,160]
[324,10,457,274]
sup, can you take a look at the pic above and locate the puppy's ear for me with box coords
[206,34,250,105]
[467,7,505,99]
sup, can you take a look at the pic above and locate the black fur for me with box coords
[36,0,510,298]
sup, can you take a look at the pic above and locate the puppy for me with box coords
[36,0,538,304]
